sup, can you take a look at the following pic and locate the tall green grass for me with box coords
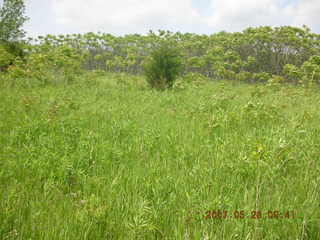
[1,73,319,239]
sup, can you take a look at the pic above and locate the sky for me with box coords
[1,0,319,37]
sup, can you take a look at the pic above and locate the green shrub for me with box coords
[0,41,26,71]
[236,71,252,82]
[266,75,285,90]
[283,64,301,84]
[5,44,83,86]
[0,45,15,71]
[144,43,183,90]
[300,55,320,85]
[252,72,271,82]
[173,72,207,90]
[284,55,320,86]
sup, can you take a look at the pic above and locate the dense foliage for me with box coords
[144,42,183,89]
[5,44,84,86]
[0,0,28,42]
[0,0,28,71]
[2,26,319,87]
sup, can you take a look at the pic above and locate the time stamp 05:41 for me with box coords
[204,210,296,220]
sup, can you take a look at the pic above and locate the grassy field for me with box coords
[0,73,320,239]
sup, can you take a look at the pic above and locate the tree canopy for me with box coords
[0,0,28,42]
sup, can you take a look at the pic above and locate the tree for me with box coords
[0,0,28,71]
[0,0,29,42]
[144,42,183,90]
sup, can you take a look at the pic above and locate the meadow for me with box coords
[1,73,319,239]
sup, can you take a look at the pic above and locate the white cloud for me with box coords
[206,0,292,32]
[206,0,320,33]
[51,0,205,35]
[49,0,320,35]
[287,0,320,32]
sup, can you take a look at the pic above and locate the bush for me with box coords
[284,55,320,86]
[5,44,84,86]
[252,72,271,82]
[236,71,252,82]
[283,64,301,84]
[0,44,15,71]
[144,43,183,90]
[173,72,207,90]
[0,41,26,71]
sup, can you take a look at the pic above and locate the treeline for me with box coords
[1,25,320,86]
